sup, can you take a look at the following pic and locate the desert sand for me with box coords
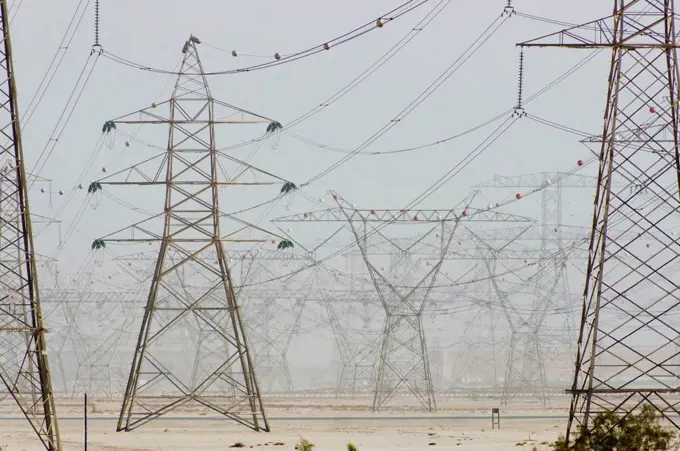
[0,396,571,450]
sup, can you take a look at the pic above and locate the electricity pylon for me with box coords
[93,36,291,432]
[0,2,61,449]
[522,0,680,439]
[474,172,610,405]
[275,191,534,410]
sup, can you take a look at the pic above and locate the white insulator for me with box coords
[488,204,493,210]
[78,183,83,189]
[232,50,238,57]
[40,188,45,193]
[58,190,64,195]
[546,179,552,185]
[125,141,130,147]
[323,43,331,50]
[152,103,157,108]
[376,18,384,28]
[274,53,281,60]
[287,228,292,233]
[351,203,356,208]
[102,167,107,172]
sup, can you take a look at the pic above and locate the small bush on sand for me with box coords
[347,443,358,451]
[552,404,678,450]
[295,438,314,451]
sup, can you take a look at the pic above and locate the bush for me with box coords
[552,404,678,450]
[347,443,358,451]
[295,438,315,451]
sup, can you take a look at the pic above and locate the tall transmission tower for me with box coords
[93,36,290,432]
[274,193,534,410]
[0,2,61,449]
[521,0,680,438]
[474,172,606,405]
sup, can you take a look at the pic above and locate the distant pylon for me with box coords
[92,36,292,432]
[0,1,61,449]
[522,0,680,440]
[474,172,609,405]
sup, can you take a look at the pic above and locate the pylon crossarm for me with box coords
[272,207,535,223]
[102,181,278,186]
[97,216,283,246]
[114,119,269,125]
[519,7,672,48]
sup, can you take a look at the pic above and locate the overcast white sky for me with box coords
[6,0,660,395]
[7,0,614,274]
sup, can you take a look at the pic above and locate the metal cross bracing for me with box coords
[428,256,501,392]
[272,193,536,409]
[68,291,139,399]
[0,2,61,449]
[91,36,293,432]
[39,289,142,398]
[474,232,564,406]
[327,192,534,411]
[238,255,313,394]
[521,0,680,439]
[274,207,535,224]
[114,247,311,395]
[474,172,616,405]
[319,263,382,397]
[271,224,387,398]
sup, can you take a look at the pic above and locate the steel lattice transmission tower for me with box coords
[522,0,680,438]
[93,36,287,432]
[474,172,608,405]
[275,192,534,410]
[0,2,61,450]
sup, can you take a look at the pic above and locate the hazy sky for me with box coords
[5,0,638,394]
[8,0,614,275]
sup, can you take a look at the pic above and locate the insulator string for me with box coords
[514,48,526,117]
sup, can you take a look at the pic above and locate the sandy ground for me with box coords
[0,397,571,450]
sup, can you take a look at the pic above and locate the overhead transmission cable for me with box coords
[92,5,599,292]
[301,12,510,187]
[101,0,433,76]
[106,0,457,158]
[233,52,607,290]
[22,0,91,128]
[82,0,458,242]
[30,53,100,181]
[224,47,602,225]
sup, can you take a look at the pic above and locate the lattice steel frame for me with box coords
[326,193,533,411]
[522,0,680,441]
[98,37,275,432]
[0,2,60,449]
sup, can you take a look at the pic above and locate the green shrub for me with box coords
[347,443,358,451]
[295,438,315,451]
[552,404,678,450]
